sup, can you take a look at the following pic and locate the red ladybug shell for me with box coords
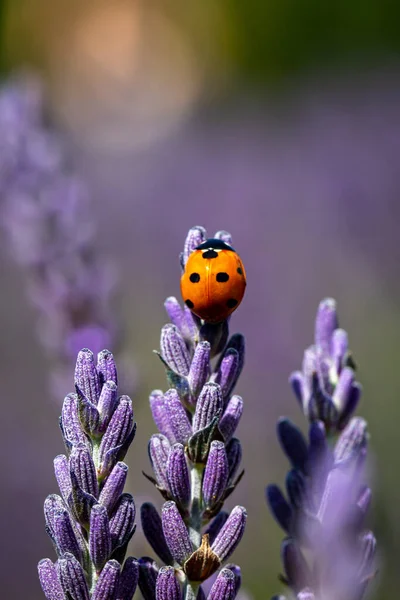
[180,238,247,323]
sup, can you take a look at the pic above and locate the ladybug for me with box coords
[180,238,247,323]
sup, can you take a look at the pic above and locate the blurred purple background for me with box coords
[1,2,400,599]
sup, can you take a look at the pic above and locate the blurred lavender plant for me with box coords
[140,226,247,600]
[38,348,138,599]
[0,75,119,397]
[267,299,377,600]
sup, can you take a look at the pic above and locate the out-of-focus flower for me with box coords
[140,226,247,600]
[267,300,377,600]
[38,348,138,599]
[0,75,124,398]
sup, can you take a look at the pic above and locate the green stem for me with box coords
[184,580,200,600]
[188,464,204,547]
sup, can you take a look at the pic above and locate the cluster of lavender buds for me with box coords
[140,226,247,600]
[0,75,119,397]
[267,299,377,600]
[38,348,138,599]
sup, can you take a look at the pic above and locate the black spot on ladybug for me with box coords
[226,298,238,308]
[216,272,229,282]
[185,299,194,309]
[190,273,200,283]
[202,249,218,259]
[237,267,243,275]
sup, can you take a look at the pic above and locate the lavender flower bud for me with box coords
[140,502,173,565]
[109,493,136,552]
[155,566,181,600]
[182,226,206,267]
[314,298,338,355]
[208,568,236,600]
[211,506,247,562]
[165,296,186,333]
[97,349,118,386]
[69,470,97,527]
[148,434,171,492]
[334,417,368,464]
[69,443,99,498]
[150,390,175,441]
[37,559,64,600]
[212,348,240,400]
[162,501,193,565]
[164,389,192,445]
[98,395,135,478]
[89,504,112,572]
[266,485,292,533]
[92,559,120,600]
[281,539,311,592]
[167,443,191,507]
[219,396,243,443]
[99,462,129,514]
[57,552,90,600]
[60,393,89,450]
[331,329,348,371]
[286,469,305,510]
[54,454,71,503]
[44,494,65,544]
[277,418,308,473]
[97,380,118,433]
[203,441,229,508]
[214,230,233,245]
[138,557,159,600]
[221,334,245,378]
[297,590,315,600]
[54,508,82,561]
[332,367,355,411]
[225,564,242,595]
[188,341,211,399]
[74,348,101,405]
[193,383,223,433]
[226,438,242,483]
[116,557,139,600]
[206,512,229,545]
[160,324,191,376]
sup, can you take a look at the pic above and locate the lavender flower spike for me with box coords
[142,226,247,600]
[38,349,138,599]
[267,299,377,600]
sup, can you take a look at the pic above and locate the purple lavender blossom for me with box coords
[141,227,246,600]
[267,300,377,600]
[0,75,123,399]
[38,349,138,599]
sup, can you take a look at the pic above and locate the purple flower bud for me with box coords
[188,341,211,400]
[307,420,328,471]
[208,568,236,600]
[57,552,90,600]
[203,441,229,508]
[141,502,173,565]
[164,389,192,445]
[297,590,315,600]
[183,305,201,342]
[212,348,240,401]
[54,454,71,503]
[155,566,181,600]
[99,462,128,514]
[68,470,97,527]
[266,485,292,533]
[193,383,223,433]
[99,395,135,477]
[338,383,362,430]
[149,390,175,441]
[314,298,338,355]
[97,380,118,433]
[89,504,111,572]
[74,348,101,405]
[281,539,310,592]
[97,349,118,386]
[214,230,233,245]
[219,396,243,443]
[332,367,355,411]
[148,434,171,492]
[92,559,120,600]
[69,443,99,498]
[286,470,305,510]
[183,226,206,266]
[211,506,247,562]
[277,418,308,473]
[116,557,139,600]
[44,494,65,544]
[160,324,191,376]
[54,508,82,561]
[167,443,190,507]
[165,296,186,333]
[205,512,229,545]
[359,531,377,577]
[221,334,245,378]
[226,438,242,483]
[334,417,368,464]
[109,493,136,552]
[138,557,159,600]
[224,564,241,596]
[162,501,193,565]
[289,371,304,408]
[60,393,89,450]
[37,559,64,600]
[357,487,372,514]
[331,329,348,371]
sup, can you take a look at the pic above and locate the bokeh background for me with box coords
[1,0,400,598]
